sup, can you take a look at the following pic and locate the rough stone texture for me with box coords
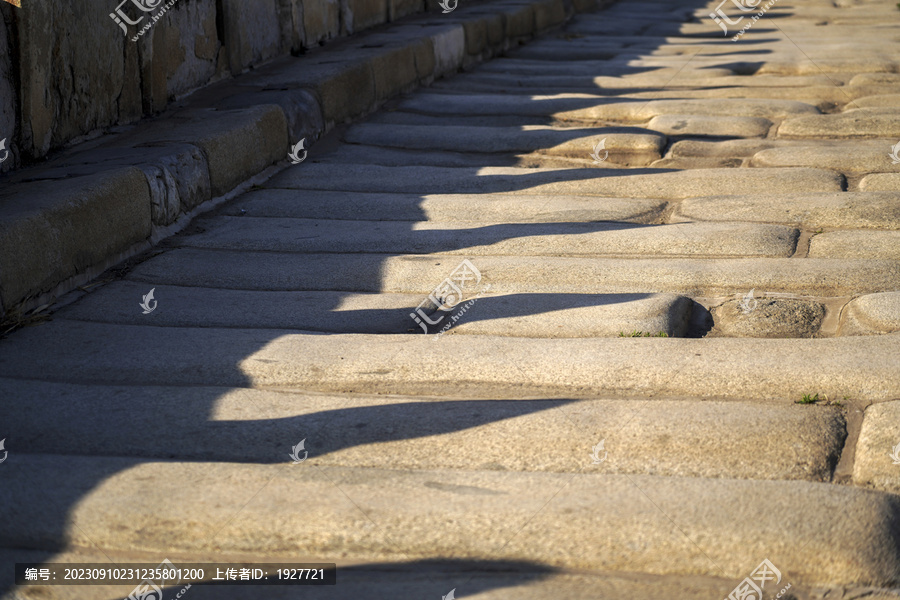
[128,250,900,297]
[860,173,900,192]
[0,169,151,309]
[809,230,900,260]
[17,0,137,158]
[154,0,221,99]
[303,0,342,44]
[841,292,900,335]
[2,320,899,401]
[371,45,419,101]
[3,454,899,586]
[265,164,844,198]
[751,142,900,173]
[677,192,900,230]
[710,298,826,339]
[177,217,800,258]
[779,108,900,139]
[343,123,666,157]
[852,94,900,108]
[222,0,286,74]
[436,293,695,337]
[0,379,844,481]
[129,106,287,198]
[221,190,669,223]
[2,0,461,163]
[853,401,900,494]
[648,115,773,138]
[431,25,467,77]
[346,0,389,32]
[4,0,900,593]
[560,98,819,122]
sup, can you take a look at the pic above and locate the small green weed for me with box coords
[797,393,822,404]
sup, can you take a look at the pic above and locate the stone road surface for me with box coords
[3,0,900,598]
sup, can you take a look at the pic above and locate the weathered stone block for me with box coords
[371,46,419,101]
[344,0,388,33]
[316,61,377,123]
[500,2,536,39]
[218,88,325,143]
[389,0,423,21]
[853,401,900,494]
[410,37,436,80]
[0,168,151,310]
[463,19,488,55]
[532,0,567,31]
[156,0,220,100]
[430,25,466,77]
[302,0,341,45]
[841,292,900,336]
[18,0,137,158]
[221,0,286,74]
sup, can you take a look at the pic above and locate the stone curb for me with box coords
[0,0,605,319]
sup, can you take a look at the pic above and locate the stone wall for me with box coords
[0,0,455,171]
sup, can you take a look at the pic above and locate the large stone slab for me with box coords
[125,250,900,297]
[55,282,694,338]
[220,190,669,223]
[343,123,666,158]
[841,292,900,335]
[853,401,900,494]
[779,108,900,139]
[432,292,694,337]
[0,169,151,312]
[265,165,844,198]
[16,0,138,157]
[860,173,900,192]
[176,217,800,258]
[809,230,900,259]
[2,320,899,401]
[750,141,900,173]
[676,192,900,230]
[648,115,772,138]
[558,98,819,122]
[125,105,288,197]
[0,379,845,481]
[2,455,899,585]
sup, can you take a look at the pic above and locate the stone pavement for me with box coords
[2,0,900,598]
